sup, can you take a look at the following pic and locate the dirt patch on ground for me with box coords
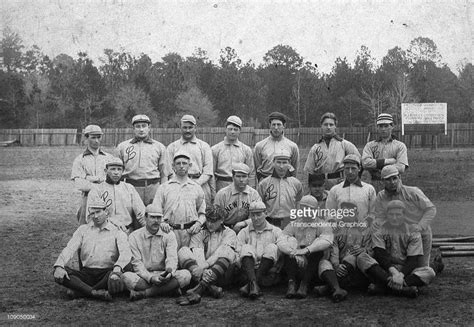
[0,147,473,325]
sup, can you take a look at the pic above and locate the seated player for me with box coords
[317,202,373,302]
[279,195,333,299]
[236,201,286,300]
[53,199,131,301]
[357,200,436,298]
[87,157,146,234]
[177,206,237,305]
[122,205,191,301]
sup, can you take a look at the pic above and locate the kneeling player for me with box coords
[357,200,435,298]
[122,205,191,301]
[53,199,131,301]
[177,206,237,305]
[279,195,333,299]
[237,201,286,299]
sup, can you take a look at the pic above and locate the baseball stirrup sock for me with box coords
[404,274,425,287]
[241,256,257,281]
[211,258,230,280]
[321,270,341,291]
[182,259,199,272]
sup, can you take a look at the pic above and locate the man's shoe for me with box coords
[248,280,261,300]
[239,283,250,297]
[295,281,308,299]
[331,288,348,303]
[392,286,419,298]
[66,289,82,299]
[129,290,146,301]
[207,284,224,299]
[186,282,205,296]
[314,285,330,297]
[285,280,297,299]
[91,289,112,302]
[367,283,388,296]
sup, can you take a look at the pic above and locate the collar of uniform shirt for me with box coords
[82,148,106,157]
[89,220,116,231]
[376,134,397,142]
[224,137,241,146]
[382,221,409,233]
[144,228,165,238]
[231,184,250,195]
[342,178,363,188]
[318,134,343,143]
[130,136,153,144]
[179,136,198,144]
[168,176,194,185]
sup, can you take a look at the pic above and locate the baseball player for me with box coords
[71,124,114,225]
[214,162,261,231]
[308,173,329,219]
[177,206,237,305]
[362,113,408,192]
[326,154,376,224]
[237,201,287,300]
[304,112,360,190]
[86,157,146,234]
[121,205,191,301]
[254,111,299,182]
[115,114,171,206]
[257,149,303,228]
[152,151,206,249]
[317,202,373,302]
[212,115,255,191]
[53,198,131,301]
[167,114,214,206]
[374,165,436,267]
[279,195,333,299]
[357,200,436,298]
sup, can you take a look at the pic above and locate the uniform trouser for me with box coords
[240,243,280,268]
[178,247,236,286]
[132,182,159,206]
[318,254,370,289]
[62,266,112,295]
[173,229,193,250]
[356,252,436,286]
[76,194,88,225]
[420,226,432,267]
[284,251,324,287]
[122,270,191,291]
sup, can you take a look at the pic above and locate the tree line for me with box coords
[0,27,472,129]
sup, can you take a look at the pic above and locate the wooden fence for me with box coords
[0,123,473,148]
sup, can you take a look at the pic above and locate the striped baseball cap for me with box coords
[376,113,394,125]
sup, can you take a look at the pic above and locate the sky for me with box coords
[1,0,472,73]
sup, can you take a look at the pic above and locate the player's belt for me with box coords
[169,221,197,230]
[215,175,233,182]
[124,178,160,187]
[188,173,201,179]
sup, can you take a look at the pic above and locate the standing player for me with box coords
[258,150,303,228]
[362,113,408,192]
[115,114,171,206]
[167,114,214,206]
[153,151,206,249]
[71,124,114,224]
[214,163,261,231]
[212,115,255,191]
[87,157,146,233]
[254,112,299,182]
[304,112,359,190]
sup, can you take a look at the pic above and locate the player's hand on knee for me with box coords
[202,269,217,283]
[160,222,171,233]
[295,255,307,268]
[191,266,204,280]
[336,264,348,278]
[188,221,202,234]
[54,267,69,284]
[349,245,364,256]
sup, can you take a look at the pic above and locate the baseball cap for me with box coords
[106,157,124,168]
[387,200,406,211]
[308,173,325,186]
[343,154,361,166]
[132,114,151,125]
[173,151,191,161]
[299,195,319,209]
[88,198,108,210]
[181,114,197,125]
[268,111,287,124]
[381,165,399,179]
[83,125,103,136]
[273,149,291,161]
[145,204,163,217]
[249,201,267,213]
[377,113,394,125]
[205,206,225,222]
[232,162,250,175]
[226,115,242,128]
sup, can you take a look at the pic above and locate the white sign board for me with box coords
[401,103,447,135]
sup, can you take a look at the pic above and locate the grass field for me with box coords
[0,146,473,325]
